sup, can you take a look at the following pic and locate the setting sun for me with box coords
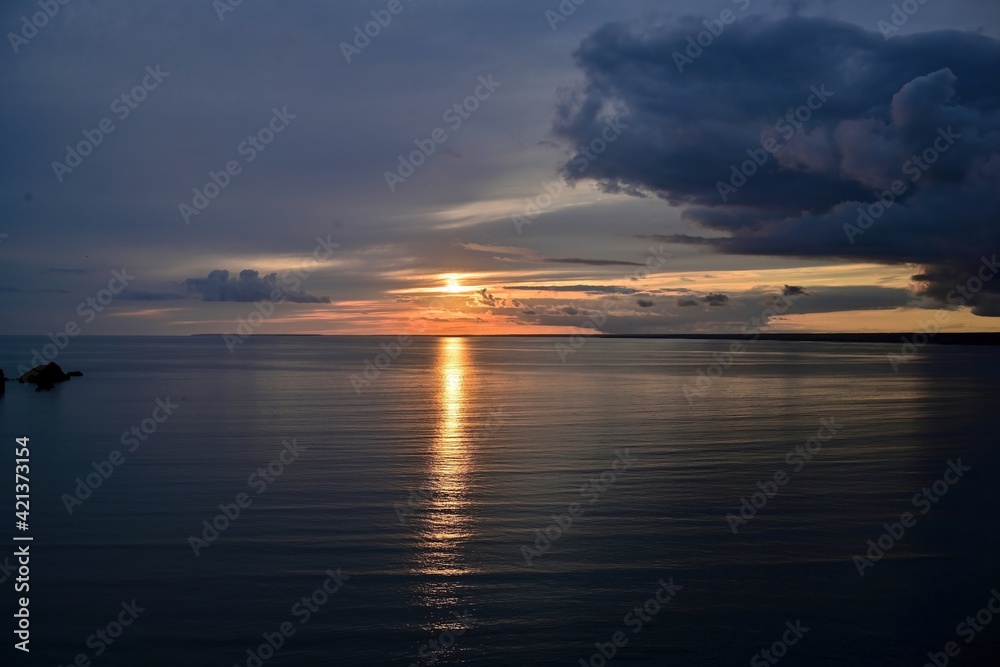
[445,274,463,293]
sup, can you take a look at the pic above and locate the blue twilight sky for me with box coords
[2,0,1000,335]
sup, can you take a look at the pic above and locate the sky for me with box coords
[2,0,1000,336]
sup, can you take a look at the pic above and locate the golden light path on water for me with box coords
[411,337,476,614]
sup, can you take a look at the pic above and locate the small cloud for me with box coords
[474,287,500,308]
[470,287,524,310]
[782,285,808,296]
[702,293,729,306]
[636,299,655,308]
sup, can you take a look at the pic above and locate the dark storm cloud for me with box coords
[556,16,1000,314]
[182,270,330,303]
[912,261,1000,316]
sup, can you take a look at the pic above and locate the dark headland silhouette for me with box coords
[1,362,83,393]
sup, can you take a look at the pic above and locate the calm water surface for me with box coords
[1,336,998,666]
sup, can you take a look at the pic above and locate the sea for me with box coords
[0,335,998,666]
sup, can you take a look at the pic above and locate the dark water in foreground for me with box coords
[1,335,998,666]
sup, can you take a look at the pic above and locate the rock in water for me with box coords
[18,362,72,390]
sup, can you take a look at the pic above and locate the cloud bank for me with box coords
[555,16,1000,314]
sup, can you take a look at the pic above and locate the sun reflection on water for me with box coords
[411,337,476,608]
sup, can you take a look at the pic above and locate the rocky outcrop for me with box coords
[17,362,80,391]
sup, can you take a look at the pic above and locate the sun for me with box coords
[445,275,462,293]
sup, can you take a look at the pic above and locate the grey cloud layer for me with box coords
[182,270,330,303]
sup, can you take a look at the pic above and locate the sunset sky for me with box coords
[2,0,1000,335]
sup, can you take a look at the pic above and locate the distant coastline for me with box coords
[187,333,1000,345]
